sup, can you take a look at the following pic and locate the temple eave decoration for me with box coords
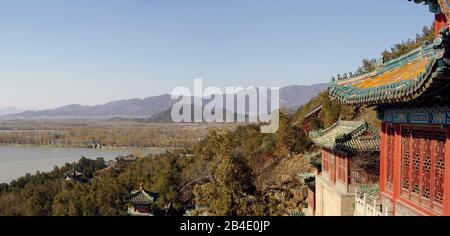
[329,27,450,106]
[409,0,442,14]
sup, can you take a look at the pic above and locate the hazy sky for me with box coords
[0,0,433,109]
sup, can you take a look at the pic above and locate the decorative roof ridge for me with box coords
[309,119,380,151]
[330,42,434,85]
[133,187,160,197]
[335,120,370,142]
[378,43,430,72]
[309,119,366,139]
[304,151,322,157]
[356,135,381,140]
[408,1,441,13]
[309,119,341,138]
[66,163,83,177]
[131,188,149,195]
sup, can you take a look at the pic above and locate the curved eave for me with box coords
[336,137,381,152]
[309,120,369,149]
[329,26,450,106]
[329,58,447,106]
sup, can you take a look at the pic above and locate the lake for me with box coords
[0,146,168,184]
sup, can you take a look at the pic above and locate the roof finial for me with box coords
[139,182,144,191]
[438,0,450,24]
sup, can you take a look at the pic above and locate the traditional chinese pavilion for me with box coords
[309,120,380,216]
[302,105,323,132]
[126,183,159,216]
[65,163,84,183]
[329,0,450,216]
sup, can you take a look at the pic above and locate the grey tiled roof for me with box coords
[310,120,380,152]
[337,137,381,152]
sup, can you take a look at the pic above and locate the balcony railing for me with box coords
[354,187,389,216]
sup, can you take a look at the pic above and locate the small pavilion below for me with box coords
[309,120,380,216]
[127,183,159,216]
[65,163,84,183]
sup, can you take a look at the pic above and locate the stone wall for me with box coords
[315,175,355,216]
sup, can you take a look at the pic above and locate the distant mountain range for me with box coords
[0,107,23,116]
[1,84,327,120]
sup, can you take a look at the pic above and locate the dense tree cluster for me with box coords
[186,113,313,216]
[355,25,434,74]
[382,25,435,62]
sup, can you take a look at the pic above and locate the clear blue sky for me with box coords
[0,0,434,109]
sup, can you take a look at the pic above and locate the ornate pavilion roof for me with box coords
[65,164,83,178]
[329,27,450,106]
[309,120,380,152]
[127,185,159,206]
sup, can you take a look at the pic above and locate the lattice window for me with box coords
[400,126,447,214]
[336,155,342,181]
[322,150,329,172]
[411,129,422,196]
[330,151,336,183]
[402,128,411,193]
[386,127,395,191]
[336,154,347,184]
[422,130,433,201]
[349,152,379,185]
[349,168,365,185]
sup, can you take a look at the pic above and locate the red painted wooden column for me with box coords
[444,126,450,215]
[379,122,387,195]
[345,154,350,186]
[435,13,447,38]
[331,151,336,184]
[392,124,402,215]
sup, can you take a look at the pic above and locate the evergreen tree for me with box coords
[193,138,256,216]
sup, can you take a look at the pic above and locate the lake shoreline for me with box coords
[0,143,179,151]
[0,146,170,184]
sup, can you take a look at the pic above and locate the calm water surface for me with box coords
[0,146,168,183]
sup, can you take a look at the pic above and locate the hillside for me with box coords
[294,91,380,131]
